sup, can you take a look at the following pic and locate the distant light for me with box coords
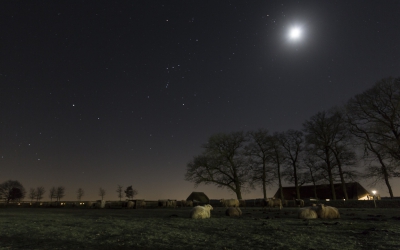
[372,190,377,195]
[289,27,302,40]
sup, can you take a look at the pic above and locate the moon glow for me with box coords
[289,27,302,40]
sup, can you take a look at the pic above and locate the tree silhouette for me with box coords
[124,186,138,200]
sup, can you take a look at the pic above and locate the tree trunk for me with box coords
[332,151,349,200]
[277,162,284,201]
[337,164,349,200]
[378,157,394,199]
[262,164,267,199]
[235,189,243,200]
[293,163,300,199]
[325,148,336,200]
[384,175,394,199]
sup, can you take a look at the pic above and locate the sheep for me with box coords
[298,205,318,219]
[138,200,146,208]
[220,199,239,207]
[239,199,246,207]
[186,200,193,207]
[190,204,213,219]
[225,207,242,217]
[167,200,177,208]
[295,199,305,207]
[316,204,340,219]
[267,198,283,210]
[127,201,135,208]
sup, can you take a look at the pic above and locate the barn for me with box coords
[186,192,210,204]
[273,182,372,200]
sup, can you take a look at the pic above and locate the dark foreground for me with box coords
[0,207,399,250]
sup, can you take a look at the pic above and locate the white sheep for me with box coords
[225,207,242,217]
[127,201,135,208]
[186,200,193,207]
[167,200,176,208]
[138,200,146,208]
[298,205,318,219]
[220,199,239,207]
[316,204,340,219]
[267,198,282,210]
[189,204,213,219]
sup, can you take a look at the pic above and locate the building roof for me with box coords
[273,182,371,200]
[186,192,210,203]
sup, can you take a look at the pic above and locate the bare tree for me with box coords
[302,147,326,199]
[49,187,57,202]
[269,132,286,201]
[35,186,45,202]
[278,129,304,199]
[328,108,359,200]
[28,188,37,202]
[245,129,276,199]
[346,77,400,198]
[56,186,65,202]
[116,185,123,201]
[0,180,26,203]
[304,109,359,200]
[185,131,250,199]
[124,186,138,200]
[77,188,84,201]
[303,111,339,200]
[99,187,106,200]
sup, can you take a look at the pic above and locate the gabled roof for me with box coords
[186,192,210,203]
[273,182,371,200]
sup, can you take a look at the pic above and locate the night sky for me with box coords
[1,1,400,201]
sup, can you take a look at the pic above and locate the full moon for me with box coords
[289,27,302,40]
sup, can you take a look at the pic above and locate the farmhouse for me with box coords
[273,182,372,200]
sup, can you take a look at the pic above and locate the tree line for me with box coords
[0,180,138,203]
[185,77,400,200]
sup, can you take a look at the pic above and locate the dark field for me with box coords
[0,207,399,250]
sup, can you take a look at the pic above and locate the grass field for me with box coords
[0,206,399,250]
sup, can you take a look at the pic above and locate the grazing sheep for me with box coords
[239,199,246,207]
[225,207,242,217]
[267,198,283,210]
[167,200,177,208]
[298,206,318,219]
[138,200,146,208]
[295,199,305,207]
[220,199,239,207]
[186,200,193,207]
[316,204,340,219]
[190,204,213,219]
[127,201,135,208]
